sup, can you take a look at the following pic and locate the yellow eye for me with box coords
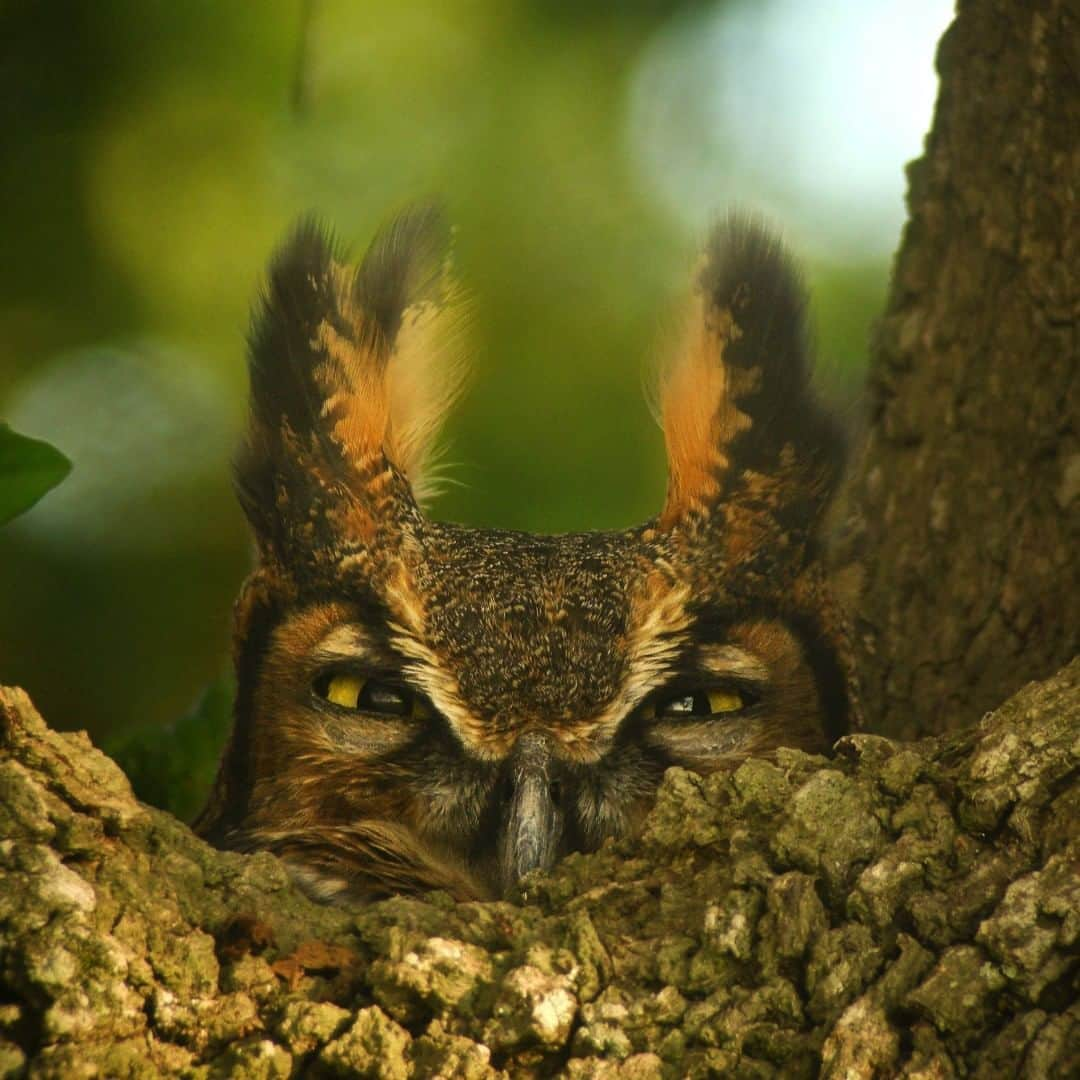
[651,687,748,720]
[317,673,430,719]
[325,673,364,709]
[707,689,744,714]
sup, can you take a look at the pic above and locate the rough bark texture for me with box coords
[2,663,1078,1078]
[852,0,1080,739]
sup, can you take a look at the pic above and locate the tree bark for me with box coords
[1,665,1077,1078]
[851,0,1079,740]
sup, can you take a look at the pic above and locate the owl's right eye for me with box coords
[646,686,751,720]
[314,673,427,718]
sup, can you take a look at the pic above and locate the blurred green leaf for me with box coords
[0,423,72,526]
[108,674,234,822]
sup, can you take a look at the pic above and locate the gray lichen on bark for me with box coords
[1,661,1077,1077]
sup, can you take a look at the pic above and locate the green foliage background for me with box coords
[0,0,898,814]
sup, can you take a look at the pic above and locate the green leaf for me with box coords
[0,423,72,525]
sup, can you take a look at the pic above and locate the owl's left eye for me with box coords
[648,687,748,720]
[314,673,431,719]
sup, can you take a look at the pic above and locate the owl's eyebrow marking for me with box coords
[696,645,770,683]
[311,624,381,663]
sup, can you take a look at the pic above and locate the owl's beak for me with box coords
[496,731,565,897]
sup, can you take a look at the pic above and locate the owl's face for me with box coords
[195,210,858,902]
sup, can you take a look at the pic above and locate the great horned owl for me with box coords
[194,208,860,903]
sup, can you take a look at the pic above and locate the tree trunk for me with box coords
[1,666,1077,1078]
[852,0,1079,740]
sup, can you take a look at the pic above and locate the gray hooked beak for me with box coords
[497,731,565,896]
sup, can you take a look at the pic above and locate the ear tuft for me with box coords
[236,208,469,564]
[354,204,447,346]
[361,207,469,503]
[659,214,846,541]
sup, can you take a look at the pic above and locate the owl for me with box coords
[194,208,861,904]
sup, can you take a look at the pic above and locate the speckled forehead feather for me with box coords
[404,524,660,725]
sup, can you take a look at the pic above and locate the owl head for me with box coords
[194,208,860,902]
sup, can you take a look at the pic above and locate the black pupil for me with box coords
[358,680,411,716]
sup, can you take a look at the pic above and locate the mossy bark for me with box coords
[2,663,1078,1078]
[851,0,1080,739]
